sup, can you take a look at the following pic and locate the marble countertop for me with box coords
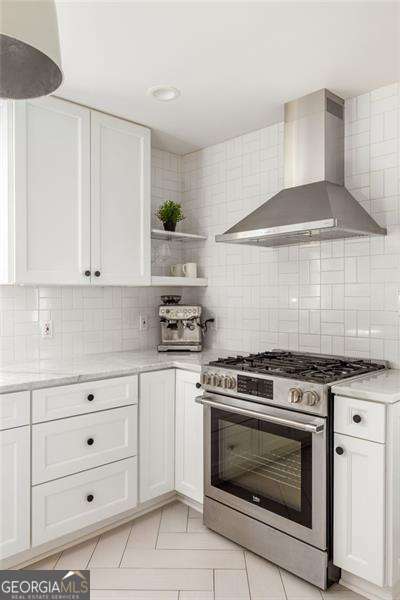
[332,369,400,404]
[0,349,230,394]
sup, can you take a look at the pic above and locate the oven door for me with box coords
[198,393,327,550]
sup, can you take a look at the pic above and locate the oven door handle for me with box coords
[195,396,324,433]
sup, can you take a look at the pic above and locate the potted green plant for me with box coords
[156,200,185,232]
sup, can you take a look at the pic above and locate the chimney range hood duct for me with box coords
[216,89,386,247]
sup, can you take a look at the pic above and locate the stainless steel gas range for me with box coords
[195,351,386,590]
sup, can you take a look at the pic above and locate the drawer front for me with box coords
[32,405,137,484]
[32,375,138,422]
[0,391,30,430]
[334,395,386,443]
[32,456,138,546]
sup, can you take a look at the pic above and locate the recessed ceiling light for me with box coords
[147,85,181,102]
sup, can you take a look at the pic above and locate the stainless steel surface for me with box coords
[158,344,202,352]
[215,89,386,247]
[204,497,332,590]
[201,366,328,416]
[158,303,202,351]
[202,393,327,549]
[195,394,325,433]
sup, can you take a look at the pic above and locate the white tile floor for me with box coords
[26,501,365,600]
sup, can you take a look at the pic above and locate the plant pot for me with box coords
[163,221,176,232]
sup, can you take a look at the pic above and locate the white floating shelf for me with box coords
[151,276,208,287]
[151,229,207,242]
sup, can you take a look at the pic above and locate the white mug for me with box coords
[170,263,184,277]
[182,262,197,278]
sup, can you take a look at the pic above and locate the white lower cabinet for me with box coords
[139,370,175,502]
[33,405,137,484]
[175,370,203,503]
[32,457,138,546]
[0,426,30,560]
[334,432,385,585]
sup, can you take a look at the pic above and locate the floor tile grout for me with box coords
[118,521,134,568]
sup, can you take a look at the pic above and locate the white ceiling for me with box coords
[56,1,399,155]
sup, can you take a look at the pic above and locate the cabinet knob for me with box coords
[84,270,91,277]
[196,382,202,389]
[352,414,362,424]
[94,270,101,277]
[335,446,344,455]
[87,394,94,402]
[86,494,94,503]
[86,437,94,446]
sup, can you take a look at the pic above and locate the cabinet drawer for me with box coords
[32,375,138,422]
[32,456,137,546]
[32,405,137,484]
[0,391,30,430]
[334,396,386,443]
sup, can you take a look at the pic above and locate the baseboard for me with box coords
[340,571,400,600]
[7,491,177,570]
[176,492,203,514]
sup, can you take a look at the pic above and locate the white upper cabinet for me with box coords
[0,96,151,286]
[14,97,91,285]
[91,112,151,286]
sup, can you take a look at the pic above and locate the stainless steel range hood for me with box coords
[216,89,386,247]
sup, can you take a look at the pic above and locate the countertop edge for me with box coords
[0,361,202,395]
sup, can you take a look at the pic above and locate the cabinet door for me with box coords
[334,433,385,585]
[91,111,150,286]
[140,370,175,502]
[0,426,30,560]
[14,97,91,285]
[175,370,203,503]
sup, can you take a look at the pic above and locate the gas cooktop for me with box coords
[208,350,386,384]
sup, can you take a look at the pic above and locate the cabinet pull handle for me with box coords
[335,446,344,455]
[195,382,202,389]
[86,494,94,503]
[86,437,94,446]
[94,270,101,277]
[352,414,362,424]
[84,270,91,277]
[87,394,94,401]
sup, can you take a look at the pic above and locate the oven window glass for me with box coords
[211,408,312,528]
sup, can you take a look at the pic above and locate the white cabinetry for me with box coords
[13,97,91,285]
[334,432,385,585]
[0,426,30,560]
[32,457,137,546]
[1,96,150,286]
[91,111,150,286]
[139,370,175,502]
[175,370,203,503]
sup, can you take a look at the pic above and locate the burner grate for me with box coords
[209,351,385,383]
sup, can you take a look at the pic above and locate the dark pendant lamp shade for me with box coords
[0,0,63,99]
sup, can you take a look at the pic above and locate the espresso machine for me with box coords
[158,296,213,352]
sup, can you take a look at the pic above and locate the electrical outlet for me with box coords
[139,314,149,331]
[40,320,53,338]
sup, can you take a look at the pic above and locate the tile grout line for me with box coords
[243,551,252,600]
[86,536,101,569]
[155,507,163,549]
[118,521,134,568]
[278,568,289,600]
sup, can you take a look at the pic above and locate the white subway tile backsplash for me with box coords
[1,85,400,367]
[181,82,400,367]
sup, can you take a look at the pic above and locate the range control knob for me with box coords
[224,376,235,389]
[213,374,222,387]
[303,390,320,406]
[288,388,303,403]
